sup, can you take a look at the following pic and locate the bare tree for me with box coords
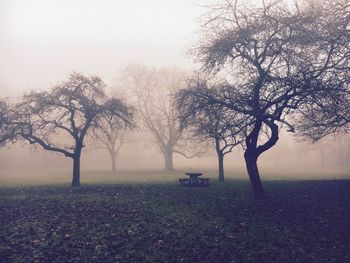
[0,100,11,146]
[0,99,16,146]
[297,86,350,141]
[177,83,243,181]
[181,0,349,199]
[92,115,128,173]
[16,73,133,187]
[119,65,199,171]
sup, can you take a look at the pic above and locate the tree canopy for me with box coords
[177,81,244,181]
[16,73,133,186]
[177,0,350,199]
[119,65,200,171]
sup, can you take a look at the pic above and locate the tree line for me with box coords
[0,0,349,199]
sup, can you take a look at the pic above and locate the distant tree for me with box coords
[335,135,350,166]
[16,73,133,187]
[297,86,350,141]
[177,83,243,181]
[181,0,350,199]
[313,139,329,166]
[294,0,350,142]
[119,65,199,171]
[0,99,17,146]
[92,115,128,173]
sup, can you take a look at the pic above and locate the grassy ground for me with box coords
[1,168,349,186]
[0,173,349,263]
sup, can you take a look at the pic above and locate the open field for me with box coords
[0,170,350,262]
[0,168,350,186]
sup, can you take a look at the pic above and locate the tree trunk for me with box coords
[214,138,225,182]
[243,120,279,199]
[346,142,350,166]
[244,150,265,199]
[109,149,117,174]
[320,147,325,166]
[71,155,81,187]
[218,153,224,182]
[164,149,174,171]
[111,156,117,174]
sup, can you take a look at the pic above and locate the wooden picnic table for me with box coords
[185,172,203,186]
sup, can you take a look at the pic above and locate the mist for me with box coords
[1,131,349,179]
[1,1,349,262]
[0,0,202,96]
[0,0,349,183]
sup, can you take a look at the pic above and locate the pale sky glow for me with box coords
[4,1,194,43]
[0,0,207,94]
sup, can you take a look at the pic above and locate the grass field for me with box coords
[0,171,350,262]
[1,168,349,186]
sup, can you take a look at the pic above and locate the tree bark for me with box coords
[164,148,174,171]
[244,150,265,199]
[218,153,224,182]
[71,154,81,187]
[243,120,279,199]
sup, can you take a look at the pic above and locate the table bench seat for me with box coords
[179,172,209,187]
[178,178,189,186]
[198,177,210,186]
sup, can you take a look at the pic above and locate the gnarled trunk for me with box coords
[244,120,279,199]
[244,150,264,199]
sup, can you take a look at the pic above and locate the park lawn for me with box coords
[0,179,349,263]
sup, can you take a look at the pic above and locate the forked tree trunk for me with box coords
[244,150,265,199]
[71,155,81,187]
[218,153,224,182]
[243,120,279,199]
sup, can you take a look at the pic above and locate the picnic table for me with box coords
[178,172,210,187]
[185,172,203,186]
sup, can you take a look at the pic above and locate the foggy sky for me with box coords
[0,0,295,95]
[0,0,208,96]
[0,0,347,178]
